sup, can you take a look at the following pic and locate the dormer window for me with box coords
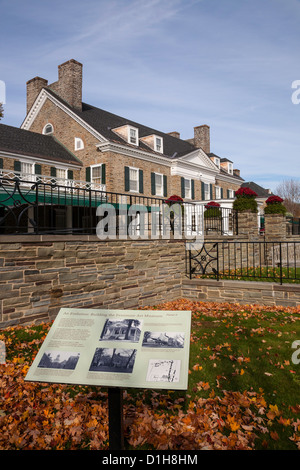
[214,157,220,168]
[112,124,139,146]
[75,137,84,151]
[43,123,54,135]
[155,136,163,153]
[129,127,138,145]
[228,163,233,175]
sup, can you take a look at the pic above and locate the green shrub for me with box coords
[233,187,258,213]
[264,195,287,215]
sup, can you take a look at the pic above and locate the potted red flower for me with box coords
[233,187,258,213]
[264,195,286,214]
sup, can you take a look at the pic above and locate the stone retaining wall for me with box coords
[0,236,185,328]
[0,235,299,328]
[182,278,300,307]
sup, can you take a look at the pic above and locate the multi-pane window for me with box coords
[21,162,34,179]
[214,157,220,168]
[129,127,138,145]
[91,165,102,185]
[185,179,191,199]
[155,137,163,153]
[204,183,210,200]
[56,168,67,182]
[155,173,163,196]
[75,137,84,150]
[215,186,221,199]
[129,168,139,192]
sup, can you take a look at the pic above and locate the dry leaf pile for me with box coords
[0,299,299,450]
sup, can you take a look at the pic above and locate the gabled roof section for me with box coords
[0,123,82,166]
[29,87,198,159]
[241,181,273,197]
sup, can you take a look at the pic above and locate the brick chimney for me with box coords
[55,59,82,111]
[26,76,48,113]
[168,131,180,139]
[26,59,83,114]
[193,125,210,154]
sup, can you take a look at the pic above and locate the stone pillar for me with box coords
[264,214,286,240]
[237,211,259,240]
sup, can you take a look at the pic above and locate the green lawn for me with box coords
[198,266,300,283]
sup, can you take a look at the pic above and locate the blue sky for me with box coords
[1,0,300,192]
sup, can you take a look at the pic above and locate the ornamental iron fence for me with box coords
[187,240,300,284]
[0,175,238,238]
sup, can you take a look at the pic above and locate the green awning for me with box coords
[0,190,160,211]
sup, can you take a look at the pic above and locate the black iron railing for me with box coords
[287,216,300,236]
[187,240,300,284]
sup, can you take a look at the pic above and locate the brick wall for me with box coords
[0,236,185,328]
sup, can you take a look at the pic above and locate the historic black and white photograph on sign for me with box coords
[146,359,181,383]
[99,319,142,343]
[142,331,185,348]
[89,347,137,373]
[38,350,80,370]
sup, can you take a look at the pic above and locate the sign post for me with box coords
[108,387,124,450]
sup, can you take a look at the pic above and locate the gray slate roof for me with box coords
[0,123,82,166]
[46,88,198,159]
[241,181,273,197]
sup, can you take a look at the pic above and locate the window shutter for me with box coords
[67,170,73,180]
[0,158,3,169]
[124,166,130,192]
[85,167,91,182]
[210,184,213,200]
[227,189,230,199]
[181,177,185,198]
[34,164,42,175]
[101,163,106,184]
[14,160,21,173]
[191,179,195,200]
[163,175,167,197]
[139,169,144,194]
[201,182,205,200]
[50,167,56,177]
[221,187,224,199]
[151,172,156,195]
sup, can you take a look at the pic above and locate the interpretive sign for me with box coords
[25,308,192,390]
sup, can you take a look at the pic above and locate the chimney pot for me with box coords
[168,131,180,139]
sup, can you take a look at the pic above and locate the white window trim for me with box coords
[215,186,221,199]
[129,166,139,193]
[154,172,164,196]
[214,157,220,168]
[185,178,192,199]
[154,135,163,154]
[42,123,54,135]
[128,126,139,146]
[75,137,84,151]
[55,167,68,182]
[90,163,102,183]
[228,163,233,175]
[204,182,210,201]
[20,160,35,182]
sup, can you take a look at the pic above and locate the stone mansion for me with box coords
[0,59,244,205]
